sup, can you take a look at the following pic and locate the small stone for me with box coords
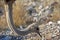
[57,21,60,24]
[48,21,53,25]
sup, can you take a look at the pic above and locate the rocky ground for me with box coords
[0,0,60,40]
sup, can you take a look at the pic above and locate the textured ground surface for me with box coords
[0,0,60,40]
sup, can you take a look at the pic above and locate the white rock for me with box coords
[52,34,56,37]
[38,5,43,10]
[48,21,53,25]
[45,6,49,9]
[33,17,38,22]
[57,21,60,24]
[32,2,36,7]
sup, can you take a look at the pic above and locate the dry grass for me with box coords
[13,2,27,26]
[0,2,7,29]
[0,0,60,27]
